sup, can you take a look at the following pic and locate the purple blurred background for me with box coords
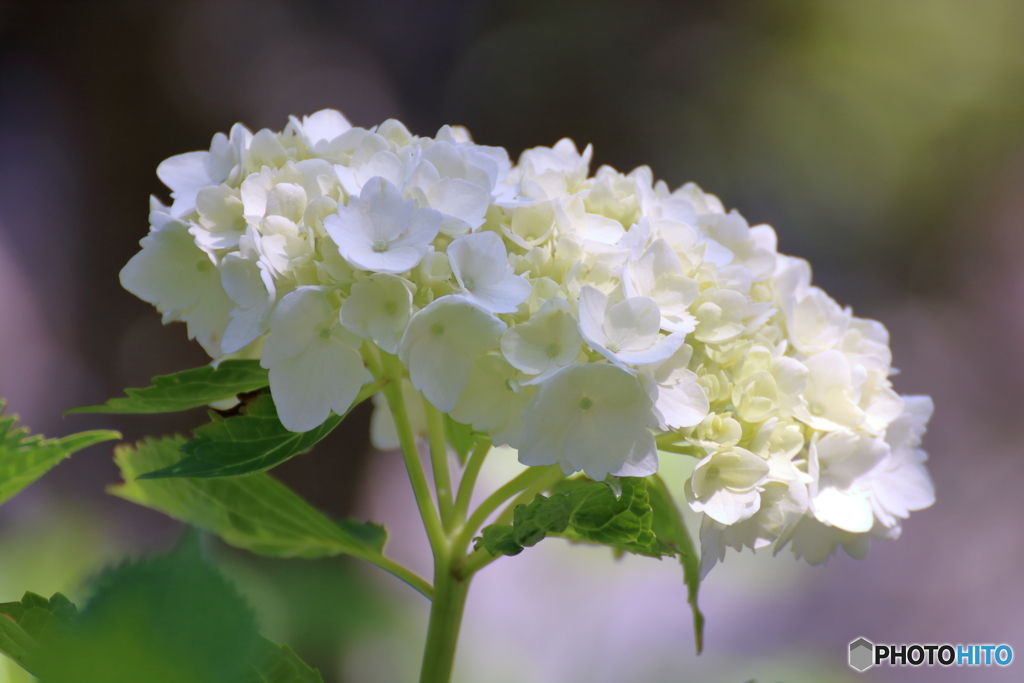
[1,1,1023,681]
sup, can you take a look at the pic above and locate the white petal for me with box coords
[297,109,351,146]
[120,219,206,313]
[341,274,413,354]
[463,275,532,315]
[812,488,874,533]
[399,297,506,411]
[156,151,212,217]
[519,363,658,480]
[577,286,610,347]
[262,287,331,364]
[269,332,372,432]
[426,177,489,233]
[500,297,582,377]
[655,371,710,428]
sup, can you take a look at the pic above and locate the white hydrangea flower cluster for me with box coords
[122,110,934,573]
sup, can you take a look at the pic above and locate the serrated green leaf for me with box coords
[248,640,324,683]
[478,478,674,560]
[648,474,705,654]
[560,478,661,553]
[139,381,382,480]
[69,360,269,414]
[444,415,475,465]
[0,546,328,683]
[0,592,77,675]
[0,401,120,506]
[38,536,264,683]
[512,493,570,547]
[111,436,388,561]
[473,525,524,557]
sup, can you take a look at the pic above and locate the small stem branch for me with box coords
[356,551,434,600]
[452,438,491,526]
[361,340,383,379]
[655,431,688,447]
[657,443,701,456]
[352,377,388,406]
[423,397,454,530]
[380,352,447,559]
[452,465,561,556]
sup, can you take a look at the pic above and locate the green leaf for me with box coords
[69,360,269,414]
[139,380,382,480]
[39,536,264,683]
[337,519,387,555]
[534,478,670,556]
[248,640,324,683]
[111,436,388,560]
[0,400,120,506]
[473,525,524,557]
[648,474,705,654]
[0,543,328,683]
[0,612,36,673]
[0,592,76,675]
[444,415,475,465]
[512,493,570,547]
[560,478,662,551]
[476,477,675,559]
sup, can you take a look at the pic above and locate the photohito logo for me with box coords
[849,638,1013,672]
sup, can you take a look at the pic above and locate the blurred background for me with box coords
[1,0,1023,681]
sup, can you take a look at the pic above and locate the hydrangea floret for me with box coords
[116,109,936,683]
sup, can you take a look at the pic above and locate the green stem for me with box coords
[423,397,454,530]
[356,551,434,600]
[657,443,701,456]
[455,548,496,579]
[452,465,561,557]
[655,431,689,447]
[418,560,472,683]
[361,340,383,379]
[380,353,447,558]
[452,438,491,526]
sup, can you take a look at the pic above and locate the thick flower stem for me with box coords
[452,438,491,525]
[380,352,447,558]
[423,397,455,530]
[419,560,472,683]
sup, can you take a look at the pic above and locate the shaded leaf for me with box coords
[0,400,120,506]
[0,613,36,673]
[39,537,262,683]
[139,380,381,479]
[476,478,674,559]
[560,478,661,551]
[337,519,387,555]
[111,436,388,560]
[0,542,329,683]
[648,474,705,654]
[0,592,77,675]
[512,494,570,547]
[70,360,269,414]
[473,525,524,557]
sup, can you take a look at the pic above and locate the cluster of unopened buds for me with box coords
[123,109,934,576]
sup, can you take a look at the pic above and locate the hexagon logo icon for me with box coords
[849,637,874,672]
